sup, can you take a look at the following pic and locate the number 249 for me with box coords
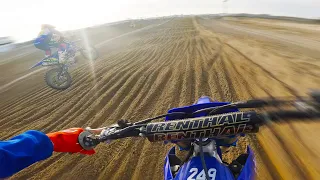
[187,168,216,180]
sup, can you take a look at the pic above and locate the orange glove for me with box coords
[47,128,95,155]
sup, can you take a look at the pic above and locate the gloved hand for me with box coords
[47,128,95,155]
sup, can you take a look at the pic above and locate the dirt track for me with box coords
[0,17,320,180]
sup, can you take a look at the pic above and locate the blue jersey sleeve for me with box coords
[0,130,53,178]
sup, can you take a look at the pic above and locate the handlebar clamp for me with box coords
[78,131,98,150]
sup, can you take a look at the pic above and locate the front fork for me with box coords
[57,65,69,80]
[193,139,223,163]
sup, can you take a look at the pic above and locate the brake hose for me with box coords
[180,146,194,167]
[199,139,210,180]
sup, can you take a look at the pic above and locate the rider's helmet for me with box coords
[41,24,55,29]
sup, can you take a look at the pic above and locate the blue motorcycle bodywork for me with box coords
[30,42,74,69]
[30,59,45,69]
[164,96,255,180]
[30,53,59,69]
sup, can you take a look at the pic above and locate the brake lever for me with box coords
[117,119,132,128]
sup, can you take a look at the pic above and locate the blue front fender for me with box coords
[30,60,44,69]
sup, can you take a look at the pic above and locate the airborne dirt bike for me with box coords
[77,91,320,180]
[31,40,98,90]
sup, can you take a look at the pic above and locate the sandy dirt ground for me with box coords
[222,17,320,42]
[0,16,319,180]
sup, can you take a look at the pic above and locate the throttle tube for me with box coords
[266,111,320,121]
[237,99,285,108]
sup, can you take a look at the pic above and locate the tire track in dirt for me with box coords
[222,52,259,98]
[99,73,171,175]
[1,88,69,124]
[193,37,210,97]
[44,54,144,132]
[14,153,66,179]
[0,87,57,118]
[32,67,124,131]
[188,23,226,101]
[220,54,239,101]
[109,69,173,180]
[194,35,218,98]
[87,48,163,128]
[0,60,115,126]
[191,24,225,100]
[1,84,95,139]
[0,86,47,109]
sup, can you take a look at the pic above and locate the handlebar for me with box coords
[78,91,320,150]
[62,39,82,45]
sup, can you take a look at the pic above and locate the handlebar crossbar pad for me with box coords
[145,111,261,142]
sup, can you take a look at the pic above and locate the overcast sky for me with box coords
[1,0,319,42]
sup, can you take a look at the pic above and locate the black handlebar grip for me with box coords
[237,99,285,108]
[237,100,267,108]
[311,90,320,103]
[266,111,320,121]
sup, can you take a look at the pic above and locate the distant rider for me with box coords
[33,24,70,64]
[0,128,94,178]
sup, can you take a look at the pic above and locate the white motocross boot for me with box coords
[68,54,76,64]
